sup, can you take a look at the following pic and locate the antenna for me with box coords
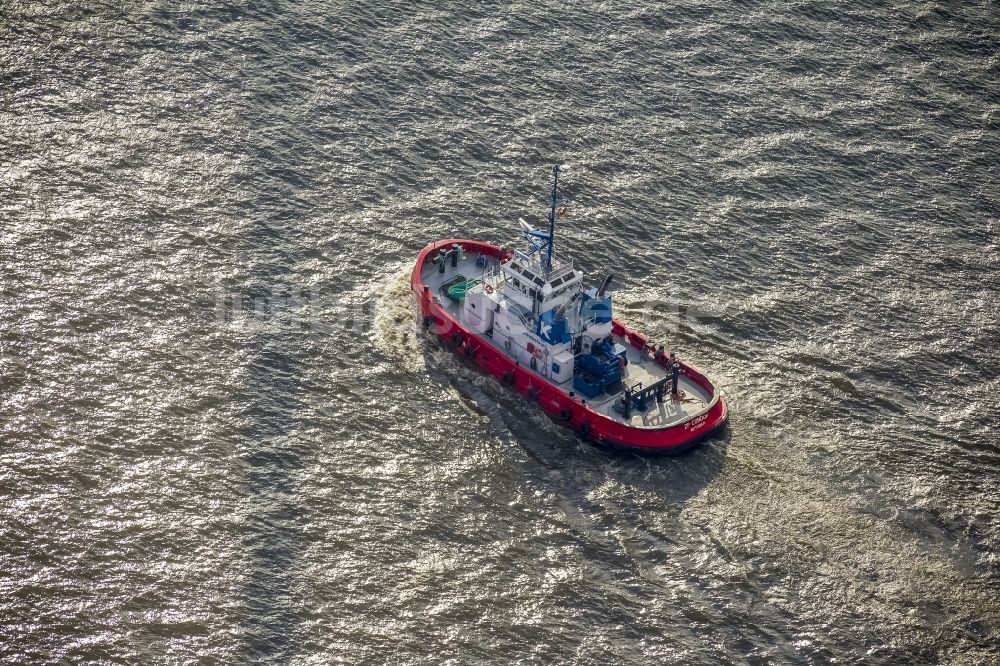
[546,164,560,273]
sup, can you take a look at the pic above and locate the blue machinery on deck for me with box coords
[573,336,627,398]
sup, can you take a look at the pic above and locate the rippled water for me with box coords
[2,1,999,663]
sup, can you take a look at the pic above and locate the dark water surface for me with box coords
[2,1,999,663]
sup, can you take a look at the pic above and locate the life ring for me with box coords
[485,284,494,294]
[451,332,463,347]
[559,407,573,421]
[501,371,515,386]
[580,421,592,437]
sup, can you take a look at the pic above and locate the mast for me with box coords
[546,164,559,273]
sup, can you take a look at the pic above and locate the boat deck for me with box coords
[587,343,712,429]
[421,252,714,429]
[422,252,501,316]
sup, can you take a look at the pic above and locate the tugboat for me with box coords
[411,166,727,453]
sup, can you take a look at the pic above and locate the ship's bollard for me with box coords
[671,362,680,395]
[451,244,460,267]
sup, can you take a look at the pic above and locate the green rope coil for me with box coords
[446,279,481,302]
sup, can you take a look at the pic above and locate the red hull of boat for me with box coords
[412,239,728,453]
